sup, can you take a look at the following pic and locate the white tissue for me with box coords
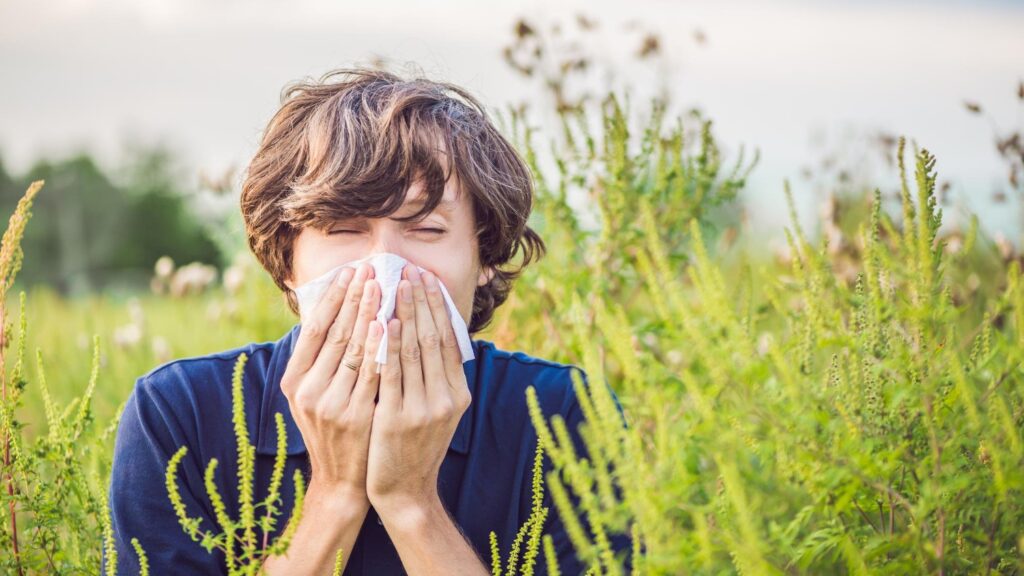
[293,252,475,372]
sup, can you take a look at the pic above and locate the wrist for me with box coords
[307,480,371,518]
[373,492,445,533]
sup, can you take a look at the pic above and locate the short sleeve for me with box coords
[535,367,634,576]
[103,370,228,575]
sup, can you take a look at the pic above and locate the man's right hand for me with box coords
[279,261,383,507]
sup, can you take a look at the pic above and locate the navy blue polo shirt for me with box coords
[104,322,632,575]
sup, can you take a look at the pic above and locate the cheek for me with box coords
[420,261,477,322]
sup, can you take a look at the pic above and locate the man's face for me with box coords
[285,175,491,325]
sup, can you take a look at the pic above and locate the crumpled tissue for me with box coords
[293,252,475,372]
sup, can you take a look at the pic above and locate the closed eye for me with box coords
[328,228,446,235]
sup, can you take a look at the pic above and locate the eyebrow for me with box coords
[403,196,458,212]
[397,195,458,216]
[334,197,457,225]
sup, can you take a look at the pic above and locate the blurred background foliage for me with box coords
[0,147,226,298]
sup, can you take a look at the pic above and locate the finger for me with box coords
[378,318,403,411]
[288,266,356,378]
[349,319,384,408]
[396,277,425,409]
[420,269,462,390]
[308,263,374,387]
[407,266,447,406]
[333,276,379,386]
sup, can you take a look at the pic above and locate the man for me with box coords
[105,67,631,575]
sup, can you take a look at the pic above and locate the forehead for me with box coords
[399,174,463,214]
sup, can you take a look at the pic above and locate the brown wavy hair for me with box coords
[239,66,545,335]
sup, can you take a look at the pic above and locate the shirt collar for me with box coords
[255,323,479,457]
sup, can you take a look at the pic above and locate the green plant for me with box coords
[0,181,137,574]
[163,352,306,575]
[525,138,1024,574]
[489,439,551,576]
[491,89,755,381]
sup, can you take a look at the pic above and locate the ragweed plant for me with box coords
[164,351,305,575]
[526,138,1024,574]
[489,438,550,576]
[495,90,757,395]
[0,181,138,574]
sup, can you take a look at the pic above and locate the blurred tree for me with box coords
[0,147,223,297]
[0,155,12,192]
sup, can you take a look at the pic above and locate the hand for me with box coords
[366,264,472,517]
[280,262,383,507]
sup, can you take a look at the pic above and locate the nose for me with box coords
[367,225,409,263]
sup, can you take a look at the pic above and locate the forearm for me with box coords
[377,495,490,576]
[261,482,369,575]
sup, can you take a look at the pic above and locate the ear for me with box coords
[477,265,495,287]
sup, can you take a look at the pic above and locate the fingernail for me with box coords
[408,266,422,285]
[400,281,412,302]
[422,270,438,292]
[336,267,353,285]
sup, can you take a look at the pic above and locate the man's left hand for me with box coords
[366,264,472,519]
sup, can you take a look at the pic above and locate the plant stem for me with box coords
[1,291,25,576]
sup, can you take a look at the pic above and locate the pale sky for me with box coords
[1,0,1022,244]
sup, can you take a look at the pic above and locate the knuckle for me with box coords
[363,280,377,300]
[294,390,317,413]
[358,359,378,379]
[314,401,337,422]
[359,303,377,320]
[420,331,441,351]
[347,339,365,358]
[280,373,296,396]
[304,321,327,341]
[401,344,420,362]
[347,286,364,305]
[382,354,402,373]
[432,399,455,420]
[455,390,472,411]
[327,279,348,301]
[338,406,361,423]
[440,328,457,349]
[325,323,351,347]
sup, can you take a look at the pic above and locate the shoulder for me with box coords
[125,336,285,446]
[118,335,291,462]
[471,339,626,433]
[474,339,585,377]
[472,339,592,419]
[133,338,277,401]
